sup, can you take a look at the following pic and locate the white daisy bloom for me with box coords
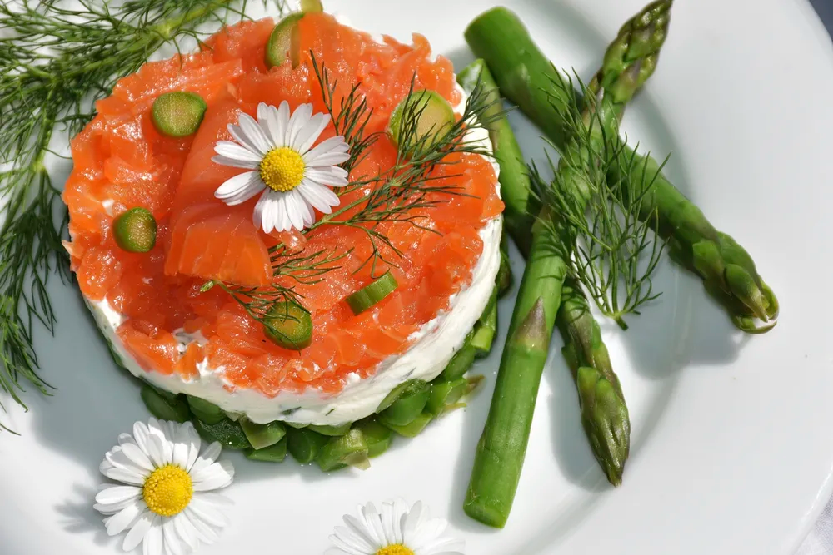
[327,499,465,555]
[212,101,350,233]
[94,419,234,555]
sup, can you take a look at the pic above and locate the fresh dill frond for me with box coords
[309,63,497,277]
[271,246,351,285]
[0,0,287,430]
[531,70,666,330]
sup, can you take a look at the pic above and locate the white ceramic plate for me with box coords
[3,0,833,553]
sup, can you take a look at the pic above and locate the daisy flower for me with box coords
[94,419,235,555]
[212,101,350,233]
[327,499,465,555]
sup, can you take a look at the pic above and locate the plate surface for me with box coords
[2,0,833,553]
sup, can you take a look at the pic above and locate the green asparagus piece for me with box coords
[141,384,191,423]
[464,220,567,528]
[471,287,499,357]
[465,4,778,333]
[315,429,370,472]
[442,334,478,381]
[558,283,630,485]
[308,422,352,436]
[240,418,286,450]
[383,413,433,438]
[458,60,535,255]
[287,427,329,464]
[497,238,514,296]
[425,378,468,415]
[378,381,430,427]
[192,418,251,450]
[186,395,225,425]
[354,418,394,458]
[245,438,288,463]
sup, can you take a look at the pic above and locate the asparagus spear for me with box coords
[558,283,629,485]
[465,4,778,333]
[462,3,671,524]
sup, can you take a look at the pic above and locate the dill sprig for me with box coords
[0,0,286,431]
[307,60,497,277]
[531,72,666,330]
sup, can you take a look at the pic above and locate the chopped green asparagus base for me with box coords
[316,429,369,472]
[193,418,252,450]
[354,418,394,458]
[240,418,287,450]
[186,395,225,425]
[287,428,329,463]
[308,422,352,436]
[382,413,433,438]
[378,381,430,427]
[246,438,288,462]
[141,384,191,423]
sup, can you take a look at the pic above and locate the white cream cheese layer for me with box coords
[89,85,502,426]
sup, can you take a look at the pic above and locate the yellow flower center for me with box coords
[142,464,193,517]
[260,147,305,192]
[376,545,415,555]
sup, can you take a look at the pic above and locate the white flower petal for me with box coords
[258,104,281,148]
[303,135,349,158]
[133,422,152,455]
[101,462,145,486]
[121,443,154,472]
[122,510,154,552]
[142,516,163,555]
[211,155,261,170]
[345,513,383,550]
[294,112,331,153]
[402,500,425,541]
[96,484,142,509]
[272,192,291,232]
[215,171,265,206]
[118,434,136,446]
[380,501,398,546]
[191,442,222,476]
[273,101,291,146]
[285,103,313,148]
[361,503,388,549]
[103,500,143,535]
[106,446,150,479]
[188,496,230,528]
[191,460,235,492]
[253,190,277,234]
[408,518,446,549]
[306,166,348,187]
[235,112,272,155]
[144,433,170,468]
[183,507,220,544]
[287,190,309,231]
[392,499,409,544]
[183,426,202,472]
[213,141,263,165]
[171,422,194,470]
[330,526,375,553]
[162,518,186,555]
[298,181,340,214]
[328,533,370,555]
[171,513,200,552]
[304,149,351,167]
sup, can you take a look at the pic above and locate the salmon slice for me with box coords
[165,203,271,287]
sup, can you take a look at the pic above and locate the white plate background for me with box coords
[2,0,833,553]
